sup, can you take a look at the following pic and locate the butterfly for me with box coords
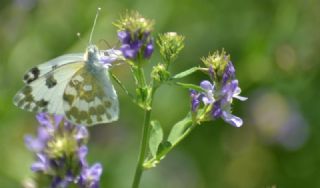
[13,8,122,126]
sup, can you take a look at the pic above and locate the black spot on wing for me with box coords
[45,74,57,88]
[24,67,40,84]
[36,99,49,107]
[14,85,49,113]
[63,93,75,105]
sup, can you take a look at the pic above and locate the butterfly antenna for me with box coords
[99,39,112,48]
[89,7,101,44]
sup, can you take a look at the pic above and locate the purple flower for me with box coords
[118,30,154,60]
[79,163,103,188]
[220,111,243,127]
[221,79,247,102]
[190,90,200,112]
[190,60,247,127]
[144,40,154,58]
[120,44,139,59]
[31,153,50,172]
[25,114,56,152]
[114,11,154,60]
[78,146,88,167]
[51,175,73,188]
[118,31,131,44]
[99,49,124,67]
[222,61,235,84]
[200,80,215,105]
[25,113,103,187]
[75,126,89,141]
[212,79,246,127]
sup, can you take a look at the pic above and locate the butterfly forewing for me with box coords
[63,65,119,126]
[14,62,85,113]
[23,53,84,84]
[14,45,119,126]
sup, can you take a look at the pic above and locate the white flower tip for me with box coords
[234,95,248,101]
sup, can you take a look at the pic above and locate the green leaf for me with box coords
[144,114,195,169]
[168,113,193,146]
[156,141,172,159]
[143,141,172,169]
[175,82,205,92]
[172,67,201,79]
[149,120,163,157]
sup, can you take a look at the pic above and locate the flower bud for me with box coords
[157,32,185,65]
[151,64,170,82]
[201,49,230,80]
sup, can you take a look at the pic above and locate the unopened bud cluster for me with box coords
[157,32,185,66]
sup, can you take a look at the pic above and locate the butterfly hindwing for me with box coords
[14,45,120,126]
[63,65,119,126]
[14,62,85,114]
[23,53,84,84]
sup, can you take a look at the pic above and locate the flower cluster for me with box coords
[157,32,185,65]
[25,113,103,188]
[190,50,247,127]
[114,11,154,60]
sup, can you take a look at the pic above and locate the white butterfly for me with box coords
[13,8,124,126]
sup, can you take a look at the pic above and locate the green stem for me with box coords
[132,108,152,188]
[136,67,147,88]
[132,65,155,188]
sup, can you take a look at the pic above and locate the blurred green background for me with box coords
[1,0,319,187]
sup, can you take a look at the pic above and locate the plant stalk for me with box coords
[132,65,154,188]
[132,108,152,188]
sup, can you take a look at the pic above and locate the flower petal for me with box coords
[75,126,89,141]
[118,31,131,44]
[221,111,243,127]
[78,146,88,167]
[53,115,64,126]
[31,154,49,172]
[24,135,44,152]
[121,44,137,59]
[88,163,103,181]
[234,95,248,101]
[200,80,214,91]
[144,41,154,58]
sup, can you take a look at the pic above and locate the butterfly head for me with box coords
[85,45,100,61]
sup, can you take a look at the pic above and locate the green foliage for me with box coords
[172,67,204,79]
[167,114,193,146]
[175,82,205,92]
[148,120,163,158]
[1,0,319,187]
